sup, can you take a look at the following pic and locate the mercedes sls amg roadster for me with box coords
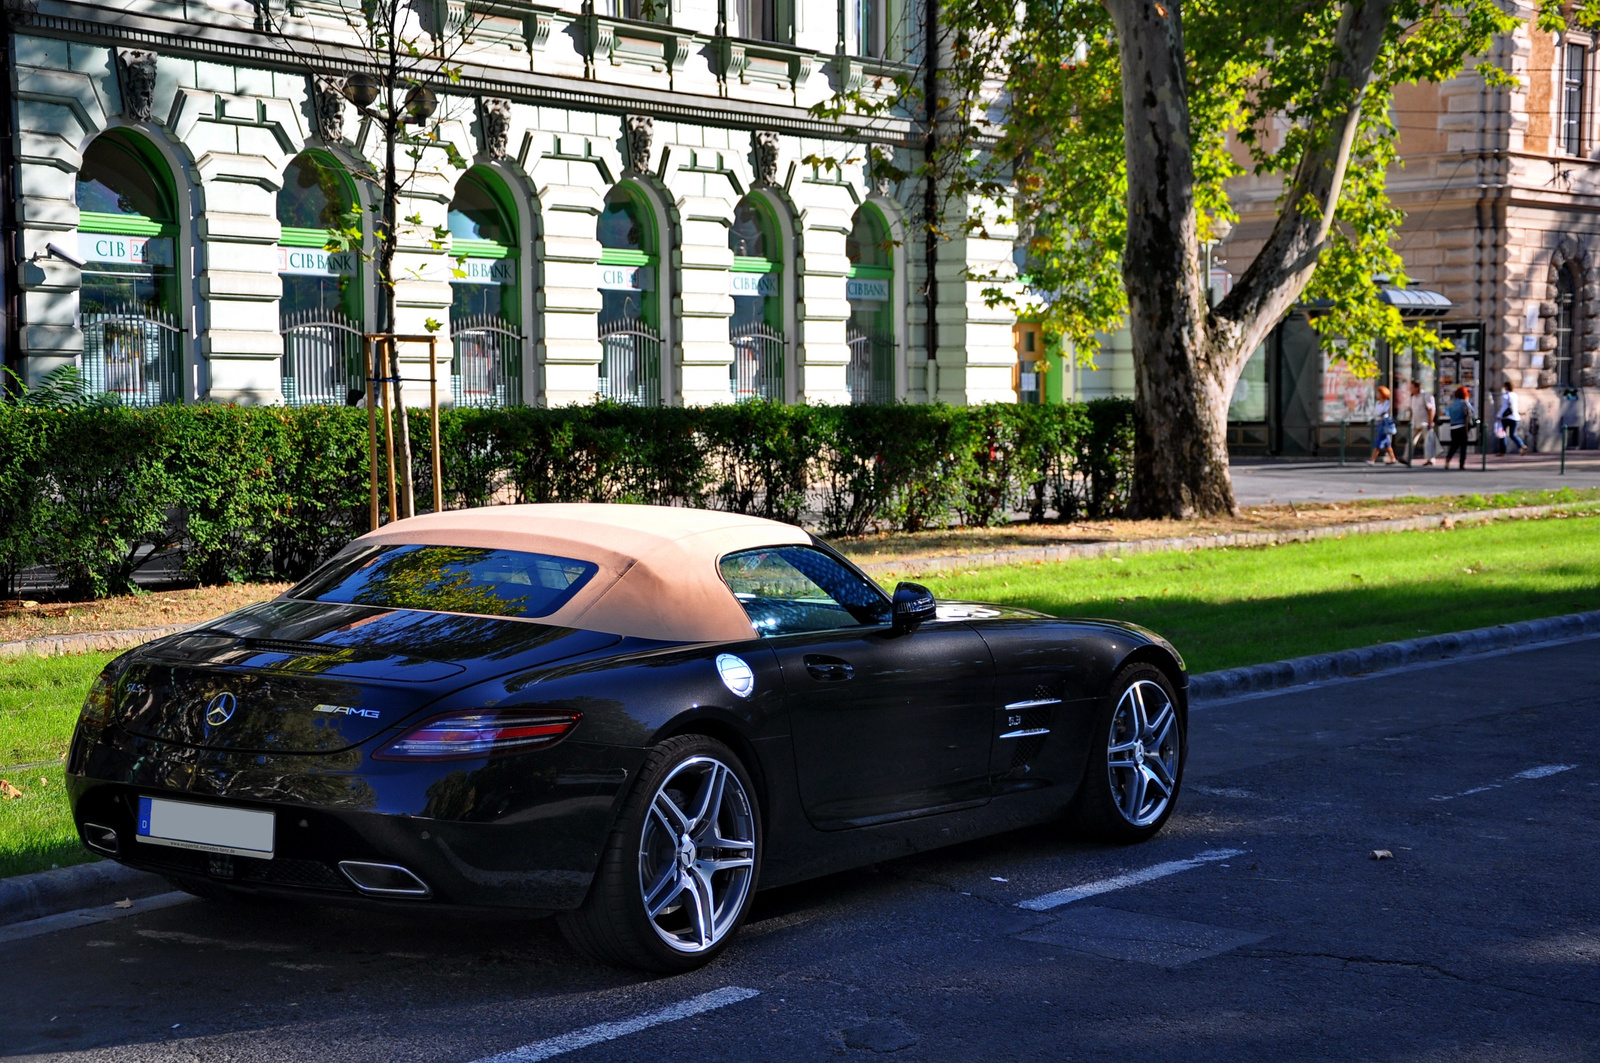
[67,504,1187,971]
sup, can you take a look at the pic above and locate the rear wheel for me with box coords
[1069,663,1185,842]
[559,735,761,972]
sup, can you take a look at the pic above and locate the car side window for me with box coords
[720,546,892,637]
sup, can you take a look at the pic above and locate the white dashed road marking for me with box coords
[1512,763,1577,780]
[470,986,761,1063]
[1016,849,1246,912]
[1432,763,1578,802]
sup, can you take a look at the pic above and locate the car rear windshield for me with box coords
[290,544,598,619]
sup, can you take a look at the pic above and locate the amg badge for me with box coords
[314,704,380,719]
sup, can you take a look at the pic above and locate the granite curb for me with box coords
[0,860,169,927]
[1188,608,1600,702]
[0,622,196,659]
[856,502,1592,577]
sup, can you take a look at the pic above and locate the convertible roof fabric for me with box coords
[352,504,811,642]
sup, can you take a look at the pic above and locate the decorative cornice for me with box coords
[10,5,917,146]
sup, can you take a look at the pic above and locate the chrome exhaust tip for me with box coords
[338,860,431,898]
[81,822,119,856]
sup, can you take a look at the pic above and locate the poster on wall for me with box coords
[1321,347,1376,423]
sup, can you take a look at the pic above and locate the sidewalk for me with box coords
[1231,452,1600,505]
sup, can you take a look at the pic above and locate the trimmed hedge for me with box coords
[0,399,1133,598]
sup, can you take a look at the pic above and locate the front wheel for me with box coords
[1069,663,1185,842]
[559,735,761,972]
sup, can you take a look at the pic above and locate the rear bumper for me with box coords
[66,729,644,912]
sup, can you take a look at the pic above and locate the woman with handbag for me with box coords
[1444,386,1475,469]
[1368,385,1398,464]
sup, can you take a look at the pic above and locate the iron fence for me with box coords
[730,321,785,402]
[599,316,662,406]
[81,307,183,406]
[452,313,524,407]
[846,326,894,404]
[282,308,365,407]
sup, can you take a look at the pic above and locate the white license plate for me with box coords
[135,796,275,859]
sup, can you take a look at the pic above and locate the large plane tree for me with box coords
[833,0,1566,516]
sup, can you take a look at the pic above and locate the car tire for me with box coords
[1068,663,1186,843]
[558,734,762,973]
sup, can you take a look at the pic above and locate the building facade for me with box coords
[1,0,1023,409]
[1225,5,1600,454]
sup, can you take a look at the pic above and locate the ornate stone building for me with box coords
[0,0,1021,408]
[1224,4,1600,452]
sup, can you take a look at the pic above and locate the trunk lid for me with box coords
[117,599,620,754]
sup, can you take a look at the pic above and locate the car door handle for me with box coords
[803,655,854,682]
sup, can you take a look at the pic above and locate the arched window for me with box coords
[76,131,181,405]
[277,152,363,406]
[448,169,523,407]
[729,196,785,402]
[597,184,661,406]
[844,205,894,403]
[1556,263,1579,388]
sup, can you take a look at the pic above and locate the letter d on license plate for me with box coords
[136,797,275,859]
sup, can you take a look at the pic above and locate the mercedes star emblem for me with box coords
[204,691,238,726]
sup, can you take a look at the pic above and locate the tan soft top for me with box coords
[353,503,811,642]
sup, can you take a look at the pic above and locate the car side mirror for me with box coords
[891,582,937,633]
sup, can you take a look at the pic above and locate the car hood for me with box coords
[114,599,623,755]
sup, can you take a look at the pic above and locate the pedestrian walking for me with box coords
[1496,381,1528,455]
[1368,385,1398,464]
[1408,379,1437,465]
[1444,385,1475,469]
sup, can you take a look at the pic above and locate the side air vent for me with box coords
[243,637,341,656]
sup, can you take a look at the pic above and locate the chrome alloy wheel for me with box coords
[1106,679,1181,827]
[637,755,756,954]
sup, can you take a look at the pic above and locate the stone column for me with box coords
[791,182,853,404]
[675,193,736,405]
[11,40,110,384]
[536,183,604,405]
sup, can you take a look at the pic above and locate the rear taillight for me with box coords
[372,711,581,760]
[79,672,118,725]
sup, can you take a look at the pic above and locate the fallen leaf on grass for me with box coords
[113,899,133,910]
[0,779,22,799]
[1371,849,1393,860]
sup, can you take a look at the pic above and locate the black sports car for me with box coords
[67,504,1187,971]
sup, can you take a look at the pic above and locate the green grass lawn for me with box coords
[0,651,114,878]
[909,513,1600,674]
[3,512,1598,881]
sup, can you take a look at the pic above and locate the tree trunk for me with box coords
[1105,0,1233,518]
[379,88,415,518]
[1106,0,1400,519]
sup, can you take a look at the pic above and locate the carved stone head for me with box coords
[625,115,654,174]
[116,49,160,123]
[480,98,513,161]
[753,131,780,187]
[314,77,347,144]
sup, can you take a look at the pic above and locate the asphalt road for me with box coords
[1231,452,1600,505]
[5,637,1599,1062]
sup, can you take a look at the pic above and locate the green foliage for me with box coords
[0,401,1134,598]
[821,0,1526,370]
